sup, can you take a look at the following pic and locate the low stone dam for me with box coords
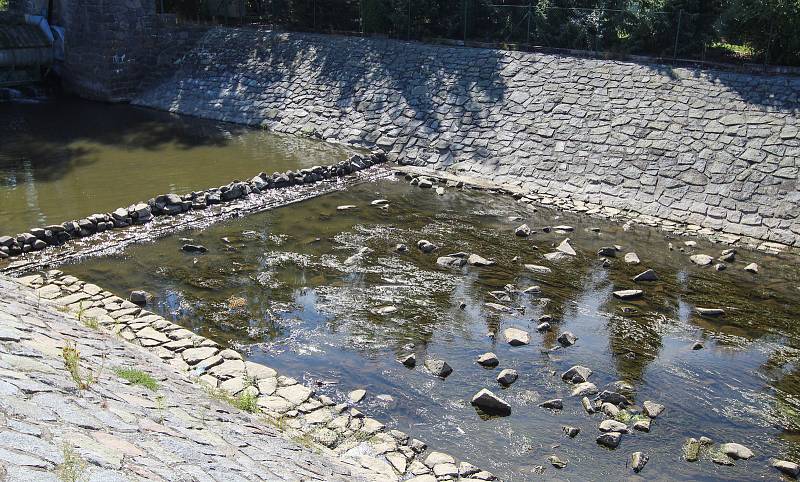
[1,32,800,481]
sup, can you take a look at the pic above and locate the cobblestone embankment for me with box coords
[0,272,496,481]
[136,27,800,249]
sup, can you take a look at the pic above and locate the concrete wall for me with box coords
[135,28,799,247]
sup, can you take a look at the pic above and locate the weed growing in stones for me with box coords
[155,394,167,423]
[114,367,159,391]
[62,341,102,391]
[56,443,86,482]
[234,391,259,413]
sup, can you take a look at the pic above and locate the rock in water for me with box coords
[398,353,416,367]
[690,254,714,266]
[539,399,563,410]
[524,264,552,274]
[496,369,518,386]
[596,432,621,449]
[467,254,495,266]
[470,389,511,416]
[613,289,643,300]
[556,238,577,256]
[772,460,800,477]
[130,290,150,306]
[437,256,467,268]
[544,251,571,262]
[632,269,659,282]
[571,382,598,397]
[599,420,629,433]
[424,359,453,378]
[696,307,725,317]
[684,438,700,461]
[503,327,530,346]
[624,252,640,264]
[548,455,567,469]
[417,240,438,253]
[515,224,531,237]
[631,452,649,473]
[643,400,665,418]
[744,262,759,273]
[562,365,592,383]
[348,389,366,403]
[476,352,499,367]
[557,332,578,347]
[181,244,208,253]
[720,442,753,460]
[562,425,580,438]
[597,246,617,257]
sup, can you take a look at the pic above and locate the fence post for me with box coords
[408,0,411,40]
[463,0,467,44]
[526,1,531,45]
[673,9,682,59]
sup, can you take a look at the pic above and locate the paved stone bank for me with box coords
[4,272,495,481]
[136,27,800,248]
[0,152,385,264]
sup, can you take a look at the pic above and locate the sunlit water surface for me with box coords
[63,178,800,481]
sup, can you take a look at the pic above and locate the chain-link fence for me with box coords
[158,0,793,68]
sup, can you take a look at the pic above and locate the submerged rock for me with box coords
[596,432,622,449]
[556,238,577,256]
[424,359,453,378]
[130,290,151,306]
[503,327,531,346]
[470,388,511,416]
[613,289,643,300]
[477,352,499,367]
[437,256,467,268]
[624,252,641,265]
[417,240,438,253]
[772,459,800,478]
[467,254,495,266]
[181,244,208,253]
[597,246,617,257]
[524,264,552,274]
[496,369,518,386]
[632,269,659,282]
[547,455,567,469]
[557,332,578,347]
[515,224,532,237]
[690,254,714,266]
[562,365,592,384]
[643,400,665,418]
[562,425,580,438]
[398,353,416,367]
[720,442,753,460]
[539,399,563,410]
[696,307,725,317]
[631,452,649,473]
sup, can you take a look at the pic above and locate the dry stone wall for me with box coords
[136,27,800,248]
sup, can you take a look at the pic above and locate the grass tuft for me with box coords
[56,444,86,482]
[114,367,159,391]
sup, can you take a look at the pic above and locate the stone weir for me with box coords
[0,152,386,272]
[135,27,800,249]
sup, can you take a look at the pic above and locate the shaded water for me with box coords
[0,98,354,234]
[64,178,800,480]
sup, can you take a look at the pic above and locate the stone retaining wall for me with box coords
[9,271,495,481]
[135,27,800,248]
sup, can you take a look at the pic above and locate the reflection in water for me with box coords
[0,97,355,234]
[64,179,800,481]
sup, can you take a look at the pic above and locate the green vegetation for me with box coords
[0,0,8,11]
[56,444,86,482]
[62,341,102,391]
[167,0,800,65]
[114,367,159,391]
[202,384,261,414]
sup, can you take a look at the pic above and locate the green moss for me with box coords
[114,367,159,391]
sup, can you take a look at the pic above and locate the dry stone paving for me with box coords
[136,28,800,249]
[2,272,496,481]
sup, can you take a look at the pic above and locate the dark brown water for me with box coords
[0,98,354,235]
[64,177,800,481]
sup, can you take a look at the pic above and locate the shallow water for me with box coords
[0,98,354,235]
[63,177,800,480]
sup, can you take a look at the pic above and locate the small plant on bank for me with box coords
[114,366,159,391]
[56,443,86,482]
[62,341,103,391]
[155,393,167,422]
[76,301,86,323]
[234,390,259,413]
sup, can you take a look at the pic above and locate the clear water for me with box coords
[63,178,800,481]
[0,98,354,235]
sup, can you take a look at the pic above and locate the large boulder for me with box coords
[503,327,530,346]
[424,359,453,378]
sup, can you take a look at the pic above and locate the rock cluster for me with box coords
[0,153,386,261]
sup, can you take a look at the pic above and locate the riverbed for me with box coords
[62,176,800,481]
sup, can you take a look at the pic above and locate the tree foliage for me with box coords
[167,0,800,65]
